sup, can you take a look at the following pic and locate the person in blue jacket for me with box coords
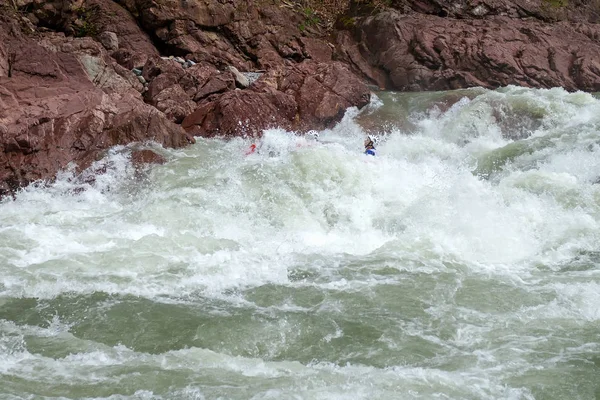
[364,134,378,156]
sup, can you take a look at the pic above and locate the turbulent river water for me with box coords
[1,86,600,400]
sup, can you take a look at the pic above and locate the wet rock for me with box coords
[131,149,167,166]
[98,31,119,51]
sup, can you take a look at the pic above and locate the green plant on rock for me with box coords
[339,15,356,28]
[3,0,30,14]
[299,7,321,31]
[73,4,100,37]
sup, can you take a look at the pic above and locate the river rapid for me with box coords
[1,86,599,400]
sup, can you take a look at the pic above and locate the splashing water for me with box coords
[1,86,599,400]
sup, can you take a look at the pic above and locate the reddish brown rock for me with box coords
[279,61,371,128]
[384,0,600,23]
[193,72,235,102]
[142,56,185,82]
[0,18,191,197]
[141,0,235,28]
[152,85,197,124]
[40,34,144,95]
[182,88,297,138]
[300,37,334,63]
[334,30,389,89]
[113,0,333,70]
[131,149,167,166]
[85,0,158,56]
[179,63,220,97]
[145,73,181,102]
[140,57,233,123]
[112,48,149,70]
[182,61,370,138]
[338,7,600,91]
[10,0,159,57]
[31,0,158,52]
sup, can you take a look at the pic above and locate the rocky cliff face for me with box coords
[2,0,600,196]
[0,0,369,196]
[336,0,600,91]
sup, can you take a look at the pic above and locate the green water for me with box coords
[1,86,600,399]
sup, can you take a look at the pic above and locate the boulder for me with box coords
[193,72,236,101]
[228,66,250,88]
[278,61,371,128]
[182,60,370,137]
[182,88,297,138]
[113,48,150,70]
[36,34,143,95]
[142,56,185,82]
[17,0,159,56]
[179,62,220,97]
[151,85,197,124]
[140,58,235,123]
[98,31,119,51]
[131,149,167,166]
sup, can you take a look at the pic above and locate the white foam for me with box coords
[0,87,599,399]
[1,95,599,298]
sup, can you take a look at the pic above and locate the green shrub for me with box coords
[73,5,100,37]
[299,7,321,31]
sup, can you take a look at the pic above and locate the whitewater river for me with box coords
[1,86,599,399]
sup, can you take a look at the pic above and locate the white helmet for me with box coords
[307,130,320,140]
[367,134,379,145]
